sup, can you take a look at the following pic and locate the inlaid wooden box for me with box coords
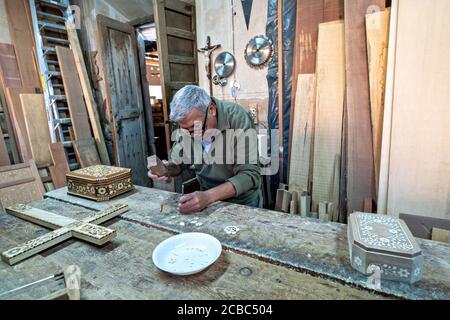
[67,166,133,201]
[348,212,424,284]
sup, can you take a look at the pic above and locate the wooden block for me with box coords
[331,154,341,222]
[49,143,70,189]
[378,0,450,220]
[5,0,41,90]
[432,228,450,244]
[73,138,101,168]
[0,132,10,166]
[56,46,92,141]
[399,213,450,240]
[20,94,52,167]
[281,190,291,213]
[290,191,299,215]
[275,189,284,212]
[0,160,45,212]
[66,21,110,165]
[318,202,328,221]
[289,74,316,195]
[311,21,345,212]
[147,155,169,177]
[290,200,298,215]
[300,192,311,218]
[344,0,384,213]
[366,9,390,195]
[4,87,36,161]
[0,43,22,88]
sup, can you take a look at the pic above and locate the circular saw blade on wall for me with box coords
[214,52,236,78]
[244,35,274,69]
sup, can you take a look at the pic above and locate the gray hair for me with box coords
[169,85,211,122]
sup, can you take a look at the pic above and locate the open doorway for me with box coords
[136,23,169,162]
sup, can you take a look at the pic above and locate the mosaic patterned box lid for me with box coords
[66,165,131,182]
[348,212,422,258]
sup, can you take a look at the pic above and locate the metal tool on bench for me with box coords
[0,265,81,300]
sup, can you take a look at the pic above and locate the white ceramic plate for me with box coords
[152,233,222,276]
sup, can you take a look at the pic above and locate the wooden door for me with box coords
[153,0,198,152]
[97,15,149,187]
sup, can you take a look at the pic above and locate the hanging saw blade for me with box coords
[244,35,274,69]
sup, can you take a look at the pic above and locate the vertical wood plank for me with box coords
[19,94,52,167]
[382,0,450,219]
[73,138,101,168]
[4,87,36,161]
[66,21,110,166]
[4,0,41,91]
[0,43,22,88]
[366,9,390,196]
[344,0,385,213]
[288,74,316,195]
[0,131,10,166]
[311,21,345,212]
[288,0,343,177]
[56,46,93,142]
[49,142,70,189]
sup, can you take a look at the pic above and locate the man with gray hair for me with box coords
[148,85,262,213]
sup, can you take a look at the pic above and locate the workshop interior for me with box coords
[0,0,449,302]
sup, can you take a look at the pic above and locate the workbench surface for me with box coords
[1,186,449,299]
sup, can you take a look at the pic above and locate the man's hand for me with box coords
[178,191,213,214]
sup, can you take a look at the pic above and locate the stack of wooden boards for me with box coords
[285,0,450,223]
[0,0,110,210]
[283,0,389,222]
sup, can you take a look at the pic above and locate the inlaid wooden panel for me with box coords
[0,161,45,212]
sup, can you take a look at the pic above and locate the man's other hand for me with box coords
[148,160,171,183]
[178,191,213,214]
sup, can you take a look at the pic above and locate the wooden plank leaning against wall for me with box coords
[288,0,343,181]
[378,0,450,220]
[344,0,385,214]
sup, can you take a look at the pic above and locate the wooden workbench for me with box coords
[1,186,449,300]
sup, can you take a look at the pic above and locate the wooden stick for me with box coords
[277,0,284,183]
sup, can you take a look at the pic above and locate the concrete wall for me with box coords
[0,0,11,44]
[195,0,269,124]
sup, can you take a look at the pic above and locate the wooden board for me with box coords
[4,87,36,161]
[311,21,345,212]
[19,94,52,167]
[0,161,45,212]
[49,143,70,189]
[399,213,450,240]
[65,21,110,166]
[288,74,316,195]
[0,43,22,88]
[379,0,450,219]
[4,0,41,91]
[0,131,10,166]
[432,228,450,244]
[97,15,149,187]
[288,0,343,166]
[344,0,385,213]
[366,9,390,195]
[56,46,93,142]
[73,138,101,168]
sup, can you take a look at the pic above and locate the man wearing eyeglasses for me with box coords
[148,85,262,213]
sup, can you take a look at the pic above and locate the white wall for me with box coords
[195,0,269,123]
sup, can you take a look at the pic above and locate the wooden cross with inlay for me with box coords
[1,203,129,265]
